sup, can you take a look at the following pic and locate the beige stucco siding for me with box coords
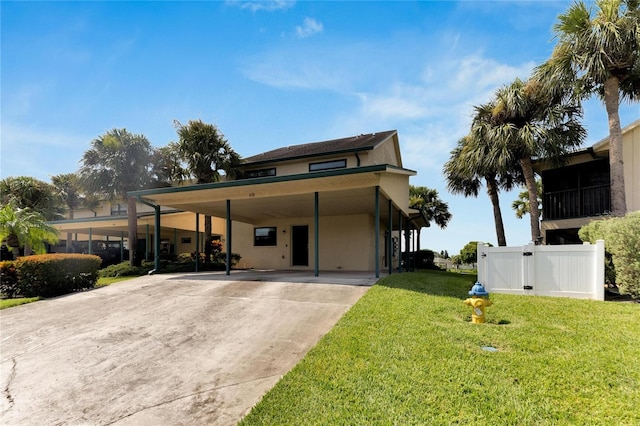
[379,173,411,213]
[231,214,386,271]
[369,135,401,167]
[624,123,640,212]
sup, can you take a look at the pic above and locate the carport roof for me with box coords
[128,164,416,225]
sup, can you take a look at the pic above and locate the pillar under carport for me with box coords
[314,192,319,277]
[226,199,232,276]
[374,186,380,279]
[388,199,393,275]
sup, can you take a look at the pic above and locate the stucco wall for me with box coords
[231,214,386,271]
[623,123,640,212]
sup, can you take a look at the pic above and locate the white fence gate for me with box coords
[476,240,605,301]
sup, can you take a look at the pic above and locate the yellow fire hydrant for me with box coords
[464,282,493,324]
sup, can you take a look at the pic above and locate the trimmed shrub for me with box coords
[99,261,151,277]
[14,254,102,297]
[579,212,640,299]
[0,261,19,298]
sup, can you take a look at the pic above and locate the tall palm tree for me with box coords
[409,186,451,252]
[174,120,241,262]
[443,135,520,246]
[536,0,640,216]
[51,173,83,251]
[472,78,585,242]
[0,204,59,259]
[79,128,154,266]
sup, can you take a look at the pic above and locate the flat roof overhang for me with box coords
[50,211,202,239]
[128,165,416,226]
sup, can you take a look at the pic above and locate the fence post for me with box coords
[594,239,605,301]
[522,242,535,295]
[477,242,486,286]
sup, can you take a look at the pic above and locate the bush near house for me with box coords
[0,261,20,298]
[8,254,101,298]
[580,211,640,299]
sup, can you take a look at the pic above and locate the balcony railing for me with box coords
[543,184,610,220]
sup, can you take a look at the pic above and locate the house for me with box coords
[128,130,421,277]
[535,119,640,244]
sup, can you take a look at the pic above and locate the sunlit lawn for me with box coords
[241,270,640,425]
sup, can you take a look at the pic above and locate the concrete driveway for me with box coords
[0,271,373,425]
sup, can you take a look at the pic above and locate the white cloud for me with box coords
[295,17,323,38]
[227,0,295,12]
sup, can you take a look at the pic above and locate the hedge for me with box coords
[0,261,19,298]
[579,211,640,299]
[1,254,102,298]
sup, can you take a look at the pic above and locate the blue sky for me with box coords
[1,1,638,255]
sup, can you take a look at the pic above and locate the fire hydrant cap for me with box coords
[469,282,489,296]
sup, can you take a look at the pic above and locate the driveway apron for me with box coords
[0,272,371,425]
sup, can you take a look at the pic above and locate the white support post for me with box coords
[594,240,605,301]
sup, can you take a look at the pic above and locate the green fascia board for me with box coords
[128,164,416,199]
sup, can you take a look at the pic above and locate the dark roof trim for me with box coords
[128,164,416,199]
[241,130,397,167]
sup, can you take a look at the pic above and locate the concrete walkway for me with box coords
[0,271,373,425]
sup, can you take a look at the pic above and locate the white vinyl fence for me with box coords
[477,240,605,301]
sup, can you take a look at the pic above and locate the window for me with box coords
[181,237,191,244]
[254,227,277,246]
[242,168,276,179]
[110,204,128,216]
[309,159,347,172]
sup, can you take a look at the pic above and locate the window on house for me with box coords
[254,227,277,246]
[309,159,347,172]
[242,168,276,179]
[181,237,191,244]
[110,204,128,216]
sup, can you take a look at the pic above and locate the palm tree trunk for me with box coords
[204,215,212,263]
[485,176,507,246]
[520,156,541,243]
[128,197,140,266]
[604,76,626,216]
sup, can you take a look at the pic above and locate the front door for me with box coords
[292,225,309,266]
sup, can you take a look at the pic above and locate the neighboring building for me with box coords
[50,203,217,263]
[128,130,422,276]
[535,119,640,244]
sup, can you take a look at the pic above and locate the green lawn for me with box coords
[240,270,640,425]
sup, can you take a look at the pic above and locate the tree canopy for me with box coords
[0,204,59,258]
[0,176,66,221]
[537,0,640,215]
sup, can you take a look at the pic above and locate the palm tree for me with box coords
[409,186,451,252]
[79,128,154,266]
[51,173,83,251]
[174,120,241,262]
[512,179,542,219]
[472,78,585,242]
[536,0,640,216]
[443,135,520,246]
[0,204,59,259]
[0,176,66,221]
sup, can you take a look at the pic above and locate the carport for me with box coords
[128,164,426,278]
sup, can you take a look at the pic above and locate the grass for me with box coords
[240,269,640,425]
[0,275,138,309]
[0,297,40,310]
